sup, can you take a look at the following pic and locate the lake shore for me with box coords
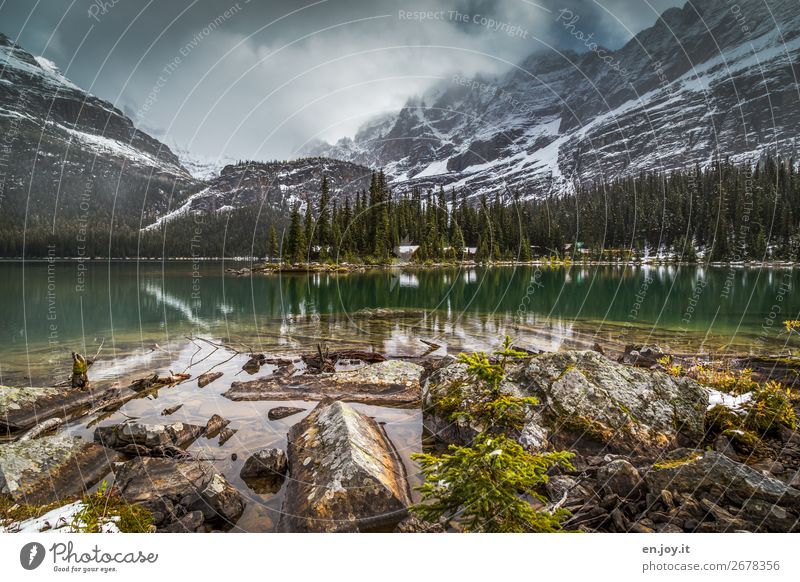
[1,340,799,533]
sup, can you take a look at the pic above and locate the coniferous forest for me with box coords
[3,156,799,263]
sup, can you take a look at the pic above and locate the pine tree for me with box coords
[287,203,308,264]
[304,199,314,259]
[317,176,331,260]
[268,225,280,262]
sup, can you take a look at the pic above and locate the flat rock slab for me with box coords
[279,399,411,532]
[223,360,423,407]
[0,385,98,434]
[0,434,118,504]
[113,457,244,529]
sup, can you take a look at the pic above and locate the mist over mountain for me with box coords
[306,0,800,198]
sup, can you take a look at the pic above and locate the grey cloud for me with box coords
[0,0,682,161]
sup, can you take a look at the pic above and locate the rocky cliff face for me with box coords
[305,0,800,198]
[0,33,193,231]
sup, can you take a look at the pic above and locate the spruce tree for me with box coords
[268,225,280,262]
[317,176,331,259]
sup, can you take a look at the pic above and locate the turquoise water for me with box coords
[1,261,797,383]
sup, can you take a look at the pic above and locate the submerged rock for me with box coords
[0,385,97,434]
[524,351,708,453]
[240,448,288,479]
[203,414,230,439]
[240,448,287,494]
[279,399,411,532]
[267,406,305,420]
[94,420,204,457]
[0,434,117,504]
[223,360,423,407]
[113,457,244,530]
[217,427,237,446]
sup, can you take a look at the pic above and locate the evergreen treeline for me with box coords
[6,156,799,262]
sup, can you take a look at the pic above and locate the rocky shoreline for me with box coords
[224,259,799,276]
[1,342,799,533]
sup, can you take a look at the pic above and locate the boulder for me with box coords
[240,448,288,479]
[524,351,708,453]
[0,385,98,434]
[279,399,411,532]
[597,459,642,498]
[0,434,117,504]
[645,449,800,531]
[422,362,542,447]
[239,448,287,494]
[224,360,423,407]
[267,406,305,421]
[113,457,244,529]
[94,420,204,456]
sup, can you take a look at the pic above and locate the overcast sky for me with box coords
[0,0,682,162]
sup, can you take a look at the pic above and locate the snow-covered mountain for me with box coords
[305,0,800,198]
[141,157,372,231]
[0,32,194,232]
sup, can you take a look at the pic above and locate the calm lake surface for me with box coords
[1,260,799,382]
[1,261,798,531]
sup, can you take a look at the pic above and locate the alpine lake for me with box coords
[1,260,798,531]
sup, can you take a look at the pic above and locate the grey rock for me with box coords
[394,515,445,533]
[161,404,183,416]
[94,420,203,455]
[279,399,411,532]
[713,434,740,462]
[204,414,230,439]
[524,351,708,453]
[0,385,97,434]
[597,459,642,498]
[240,448,288,479]
[645,449,800,530]
[113,457,244,529]
[217,427,237,446]
[0,434,117,504]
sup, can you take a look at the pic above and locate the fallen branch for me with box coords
[18,417,65,441]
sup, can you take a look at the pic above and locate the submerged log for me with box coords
[223,360,423,407]
[301,345,386,373]
[18,417,65,441]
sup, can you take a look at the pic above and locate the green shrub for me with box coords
[412,433,574,532]
[742,381,797,435]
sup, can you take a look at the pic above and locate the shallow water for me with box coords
[2,260,799,531]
